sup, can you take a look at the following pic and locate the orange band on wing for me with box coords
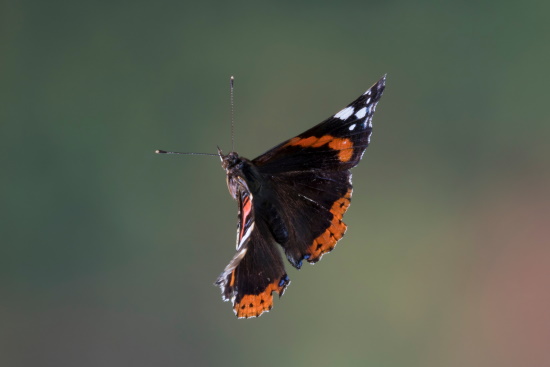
[328,139,353,162]
[229,270,236,287]
[234,281,285,319]
[242,196,252,217]
[239,195,252,239]
[286,136,354,162]
[308,189,352,262]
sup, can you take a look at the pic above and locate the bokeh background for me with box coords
[2,1,550,366]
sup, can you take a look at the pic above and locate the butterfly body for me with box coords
[215,76,386,318]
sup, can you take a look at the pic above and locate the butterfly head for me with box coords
[218,147,242,172]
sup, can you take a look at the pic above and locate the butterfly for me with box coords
[213,76,386,318]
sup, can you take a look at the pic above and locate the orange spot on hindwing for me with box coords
[229,270,236,287]
[234,277,289,318]
[286,135,354,162]
[307,189,352,262]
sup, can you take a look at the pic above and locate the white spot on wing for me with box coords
[355,107,367,119]
[349,123,356,131]
[237,222,255,250]
[299,194,319,206]
[334,106,354,120]
[216,244,249,295]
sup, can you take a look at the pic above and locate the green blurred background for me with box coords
[2,0,549,366]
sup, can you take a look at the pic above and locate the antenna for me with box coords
[155,149,219,157]
[155,77,235,159]
[230,76,235,152]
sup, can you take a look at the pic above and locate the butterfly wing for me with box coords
[253,76,386,173]
[216,76,385,318]
[216,190,290,318]
[252,76,385,267]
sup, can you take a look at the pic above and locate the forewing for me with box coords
[252,76,385,173]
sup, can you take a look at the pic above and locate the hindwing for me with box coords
[216,190,290,318]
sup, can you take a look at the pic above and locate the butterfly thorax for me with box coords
[221,151,290,245]
[221,152,262,200]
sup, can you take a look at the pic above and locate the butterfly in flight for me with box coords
[157,75,386,318]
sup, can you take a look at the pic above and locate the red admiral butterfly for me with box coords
[157,76,386,318]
